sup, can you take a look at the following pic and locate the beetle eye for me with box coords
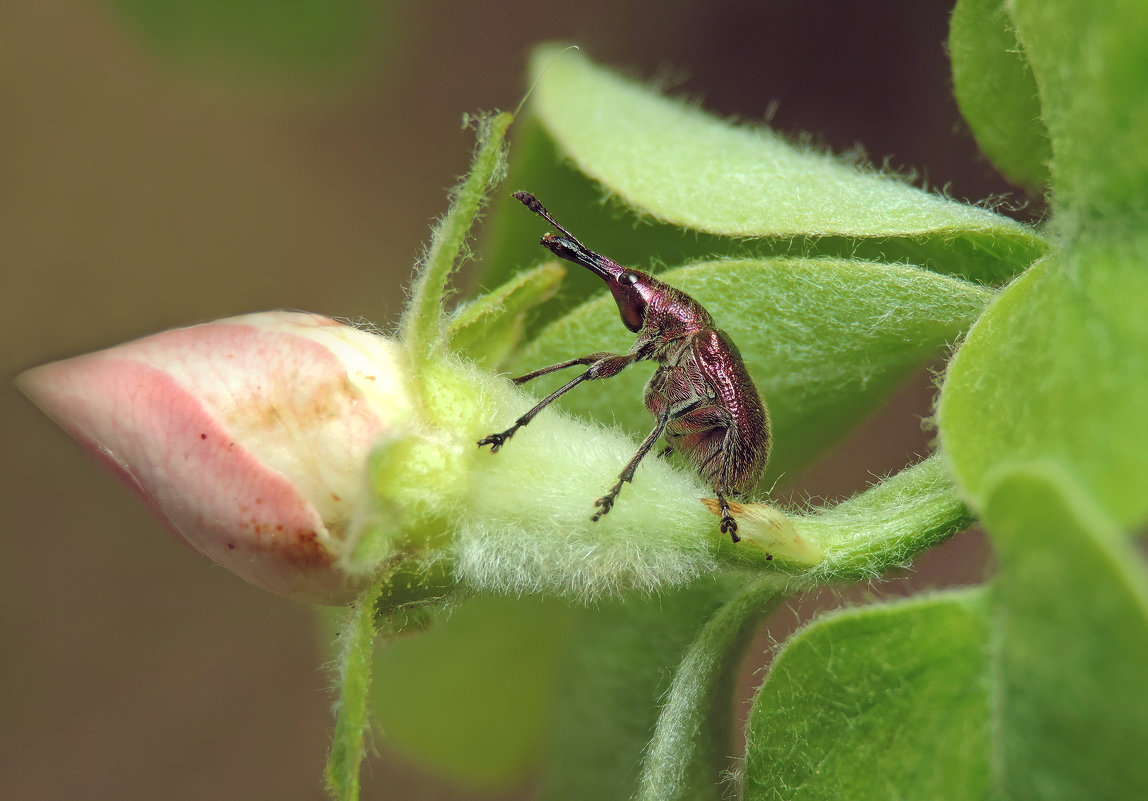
[620,272,639,285]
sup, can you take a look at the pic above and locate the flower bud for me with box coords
[17,312,413,604]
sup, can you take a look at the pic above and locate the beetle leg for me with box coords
[716,489,740,542]
[592,398,705,521]
[478,353,636,451]
[661,404,744,541]
[591,406,674,521]
[510,352,614,385]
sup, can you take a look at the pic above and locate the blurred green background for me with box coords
[2,1,1026,799]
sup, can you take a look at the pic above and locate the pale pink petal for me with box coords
[18,312,411,604]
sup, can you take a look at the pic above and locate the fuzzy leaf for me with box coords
[983,464,1148,800]
[938,240,1148,530]
[511,257,992,483]
[939,0,1148,531]
[513,45,1045,284]
[949,0,1051,191]
[538,578,749,801]
[635,577,786,801]
[743,589,990,801]
[447,261,565,368]
[1008,0,1148,228]
[484,121,770,319]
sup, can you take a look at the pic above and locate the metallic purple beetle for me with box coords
[478,192,770,541]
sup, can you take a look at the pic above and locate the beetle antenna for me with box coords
[513,191,583,246]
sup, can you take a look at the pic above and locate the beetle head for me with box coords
[539,232,648,332]
[513,191,649,332]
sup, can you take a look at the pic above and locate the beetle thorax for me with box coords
[639,283,714,346]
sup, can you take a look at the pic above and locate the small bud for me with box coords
[17,312,413,604]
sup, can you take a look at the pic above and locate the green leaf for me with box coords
[538,578,749,801]
[447,261,565,368]
[516,45,1045,284]
[482,120,767,319]
[743,589,990,801]
[635,577,786,801]
[512,257,992,483]
[938,239,1148,529]
[949,0,1051,191]
[108,0,381,79]
[983,464,1148,800]
[1008,0,1148,228]
[370,595,572,789]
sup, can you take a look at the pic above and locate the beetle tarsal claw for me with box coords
[477,430,511,452]
[719,512,741,542]
[592,481,627,522]
[715,494,742,542]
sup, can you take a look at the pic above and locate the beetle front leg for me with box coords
[510,352,613,386]
[477,370,589,452]
[478,352,635,452]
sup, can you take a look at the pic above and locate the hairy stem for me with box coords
[636,576,787,800]
[325,577,387,801]
[401,112,514,368]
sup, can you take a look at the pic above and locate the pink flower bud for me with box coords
[17,312,412,604]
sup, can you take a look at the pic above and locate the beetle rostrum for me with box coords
[477,191,770,541]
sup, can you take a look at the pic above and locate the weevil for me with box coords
[477,192,770,541]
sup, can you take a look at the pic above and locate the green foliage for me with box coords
[447,262,565,369]
[371,596,572,788]
[635,578,786,801]
[403,112,514,368]
[512,257,991,482]
[950,0,1051,191]
[537,577,768,801]
[742,467,1148,801]
[939,243,1148,528]
[936,3,1148,798]
[743,590,991,800]
[1008,0,1148,228]
[325,4,1146,798]
[984,465,1148,800]
[793,453,974,581]
[937,2,1148,533]
[481,46,1045,293]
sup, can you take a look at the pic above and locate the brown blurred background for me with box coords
[2,1,1024,798]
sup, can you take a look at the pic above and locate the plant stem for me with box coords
[325,577,387,801]
[636,576,787,800]
[401,112,513,369]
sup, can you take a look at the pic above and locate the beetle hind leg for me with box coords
[716,490,740,542]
